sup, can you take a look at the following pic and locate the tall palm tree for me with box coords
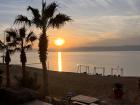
[14,0,72,97]
[5,27,37,80]
[0,40,11,87]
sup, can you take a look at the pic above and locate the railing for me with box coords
[77,64,90,74]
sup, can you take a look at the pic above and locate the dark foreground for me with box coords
[0,64,140,104]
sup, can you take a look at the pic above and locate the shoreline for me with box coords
[7,64,140,78]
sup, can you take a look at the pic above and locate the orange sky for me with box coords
[33,27,101,50]
[32,26,123,50]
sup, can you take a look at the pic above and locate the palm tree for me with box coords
[14,0,72,96]
[0,40,11,87]
[5,27,37,80]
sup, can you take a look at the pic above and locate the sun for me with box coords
[55,38,65,46]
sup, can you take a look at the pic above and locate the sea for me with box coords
[1,51,140,77]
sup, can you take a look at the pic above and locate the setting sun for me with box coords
[55,38,65,46]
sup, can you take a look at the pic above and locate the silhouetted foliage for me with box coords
[5,27,37,80]
[0,88,39,105]
[14,15,31,26]
[14,0,72,97]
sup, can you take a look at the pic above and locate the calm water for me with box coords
[1,51,140,76]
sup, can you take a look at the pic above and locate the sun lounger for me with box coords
[71,95,99,105]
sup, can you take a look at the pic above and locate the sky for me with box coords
[0,0,140,49]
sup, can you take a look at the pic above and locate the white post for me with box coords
[121,68,123,76]
[77,65,79,73]
[80,65,81,73]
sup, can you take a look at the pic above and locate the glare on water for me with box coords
[58,52,62,72]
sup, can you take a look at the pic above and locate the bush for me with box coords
[0,88,39,104]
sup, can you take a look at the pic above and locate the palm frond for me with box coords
[26,32,37,43]
[27,6,41,19]
[9,49,16,54]
[0,40,4,46]
[5,28,17,39]
[43,2,58,20]
[42,0,46,13]
[30,36,37,42]
[16,37,22,42]
[14,48,21,52]
[14,15,31,26]
[26,31,33,42]
[7,42,17,47]
[24,44,32,50]
[0,40,3,44]
[32,18,43,28]
[27,6,42,27]
[0,40,5,50]
[49,13,72,28]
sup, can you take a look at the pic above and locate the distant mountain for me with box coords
[52,45,140,52]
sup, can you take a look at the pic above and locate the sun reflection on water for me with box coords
[58,52,62,72]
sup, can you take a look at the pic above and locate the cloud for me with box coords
[1,0,140,48]
[86,35,140,47]
[67,15,140,37]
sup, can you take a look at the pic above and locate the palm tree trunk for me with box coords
[39,26,49,98]
[22,62,26,80]
[6,63,10,87]
[42,61,49,97]
[20,44,27,80]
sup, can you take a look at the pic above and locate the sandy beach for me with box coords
[0,64,140,104]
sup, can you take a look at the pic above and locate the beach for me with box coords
[0,64,140,104]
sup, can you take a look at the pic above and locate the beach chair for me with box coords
[71,95,99,105]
